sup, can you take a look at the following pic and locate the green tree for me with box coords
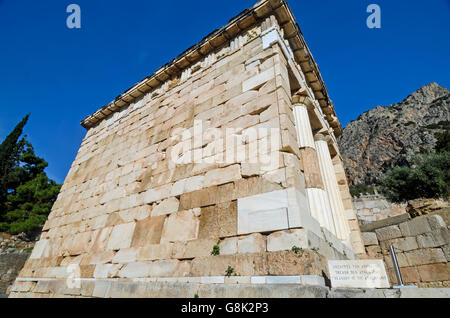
[435,131,450,153]
[378,152,450,203]
[0,114,29,210]
[0,115,61,235]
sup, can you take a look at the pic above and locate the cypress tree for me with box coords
[0,114,61,235]
[0,114,30,213]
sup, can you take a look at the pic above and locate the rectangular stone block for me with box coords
[239,207,289,235]
[112,248,138,264]
[242,67,275,92]
[131,215,166,247]
[151,197,180,216]
[399,217,432,237]
[203,164,241,188]
[217,201,238,238]
[361,232,378,246]
[267,229,319,252]
[161,210,200,243]
[237,233,266,254]
[183,239,218,258]
[137,243,173,261]
[375,225,403,241]
[417,263,450,282]
[93,264,122,279]
[380,237,418,252]
[237,189,289,235]
[404,248,447,266]
[107,222,136,250]
[220,237,238,255]
[119,262,152,278]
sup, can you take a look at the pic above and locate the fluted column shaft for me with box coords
[315,138,350,241]
[292,103,336,236]
[293,104,315,148]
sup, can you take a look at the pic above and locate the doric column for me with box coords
[314,134,350,241]
[292,96,337,236]
[293,104,315,148]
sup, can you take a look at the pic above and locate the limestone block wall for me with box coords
[11,3,365,297]
[353,195,407,225]
[361,215,450,288]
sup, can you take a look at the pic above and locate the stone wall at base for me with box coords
[9,279,450,298]
[353,195,407,225]
[361,214,450,288]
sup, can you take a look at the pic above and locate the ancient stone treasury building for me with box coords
[11,0,366,297]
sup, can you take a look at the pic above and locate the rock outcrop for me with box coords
[0,233,35,295]
[338,82,449,184]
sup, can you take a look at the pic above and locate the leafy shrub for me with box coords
[211,242,220,256]
[225,266,234,277]
[435,131,450,153]
[378,152,449,203]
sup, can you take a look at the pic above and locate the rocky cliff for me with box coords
[338,82,450,185]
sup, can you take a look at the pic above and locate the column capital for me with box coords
[292,93,314,111]
[314,132,330,143]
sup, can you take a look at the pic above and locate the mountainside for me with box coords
[338,82,450,185]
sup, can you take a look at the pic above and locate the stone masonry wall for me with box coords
[12,16,361,297]
[11,5,366,297]
[353,194,407,225]
[361,214,450,288]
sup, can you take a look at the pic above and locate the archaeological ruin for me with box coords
[10,0,371,297]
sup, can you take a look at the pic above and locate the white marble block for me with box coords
[237,188,321,237]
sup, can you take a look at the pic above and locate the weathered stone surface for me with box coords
[399,287,450,298]
[90,227,113,252]
[417,263,450,282]
[265,250,328,277]
[197,283,328,298]
[203,165,241,188]
[84,251,115,265]
[152,197,180,217]
[183,239,218,259]
[107,223,136,250]
[219,237,238,255]
[161,210,199,243]
[112,248,138,264]
[366,245,382,258]
[137,243,173,261]
[237,233,266,254]
[404,248,447,266]
[197,206,220,240]
[360,213,411,232]
[93,264,122,278]
[380,237,418,252]
[399,217,432,237]
[118,262,152,278]
[131,216,166,247]
[375,225,402,241]
[266,229,320,252]
[217,201,238,238]
[0,252,30,294]
[361,232,378,246]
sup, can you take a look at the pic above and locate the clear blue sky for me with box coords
[0,0,449,184]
